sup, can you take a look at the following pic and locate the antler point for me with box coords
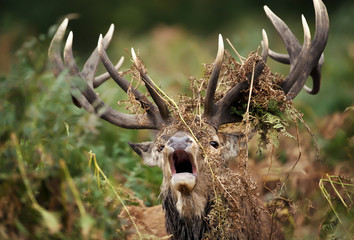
[217,34,224,63]
[97,34,104,52]
[64,31,73,53]
[301,15,311,43]
[107,24,115,36]
[263,5,270,13]
[131,47,139,64]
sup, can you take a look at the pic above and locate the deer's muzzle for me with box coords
[166,134,198,193]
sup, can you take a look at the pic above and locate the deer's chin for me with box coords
[171,173,196,193]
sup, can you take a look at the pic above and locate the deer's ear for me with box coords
[128,141,159,167]
[219,132,246,160]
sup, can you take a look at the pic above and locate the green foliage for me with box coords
[320,111,354,167]
[0,1,353,237]
[254,100,295,148]
[320,208,354,240]
[319,176,354,240]
[0,30,161,239]
[232,99,296,151]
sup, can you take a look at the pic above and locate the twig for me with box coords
[89,151,143,240]
[11,133,38,206]
[243,61,256,160]
[264,144,275,193]
[216,176,238,205]
[326,174,349,210]
[319,177,342,224]
[60,159,86,216]
[226,38,245,65]
[279,119,301,195]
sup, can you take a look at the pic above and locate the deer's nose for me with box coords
[168,136,192,150]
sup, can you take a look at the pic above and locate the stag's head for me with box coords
[128,122,246,218]
[49,0,328,225]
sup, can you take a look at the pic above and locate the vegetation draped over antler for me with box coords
[48,1,329,238]
[48,0,328,134]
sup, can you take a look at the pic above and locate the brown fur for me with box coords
[130,124,284,239]
[120,204,169,239]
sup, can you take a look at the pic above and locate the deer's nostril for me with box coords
[168,136,192,150]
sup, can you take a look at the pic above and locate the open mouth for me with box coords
[169,150,197,176]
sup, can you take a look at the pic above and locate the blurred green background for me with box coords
[0,0,353,239]
[1,0,353,113]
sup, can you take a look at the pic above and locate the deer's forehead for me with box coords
[158,130,193,142]
[156,128,220,144]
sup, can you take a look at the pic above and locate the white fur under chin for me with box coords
[169,173,207,218]
[171,173,196,192]
[175,189,207,218]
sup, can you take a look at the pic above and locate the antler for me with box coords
[203,0,329,129]
[202,35,265,128]
[263,0,329,99]
[130,48,170,120]
[203,34,225,123]
[48,19,169,129]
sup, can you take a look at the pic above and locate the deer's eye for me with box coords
[210,141,219,149]
[157,145,165,152]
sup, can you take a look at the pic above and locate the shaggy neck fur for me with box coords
[160,163,284,240]
[162,188,211,240]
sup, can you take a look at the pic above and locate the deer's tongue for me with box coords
[171,173,196,193]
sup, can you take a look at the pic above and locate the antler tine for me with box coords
[261,29,269,62]
[211,61,265,128]
[267,40,324,95]
[48,18,68,77]
[202,34,267,128]
[283,0,329,99]
[281,15,312,98]
[61,25,125,111]
[203,34,224,120]
[49,19,162,129]
[63,31,95,112]
[303,54,324,94]
[81,24,115,87]
[94,56,124,88]
[97,36,140,95]
[202,35,266,128]
[268,50,290,64]
[65,30,160,129]
[97,35,165,126]
[263,5,301,64]
[131,48,170,121]
[264,0,329,99]
[303,0,328,94]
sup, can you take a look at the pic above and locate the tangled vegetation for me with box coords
[127,47,353,239]
[0,25,353,239]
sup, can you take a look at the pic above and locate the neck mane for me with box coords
[162,188,211,240]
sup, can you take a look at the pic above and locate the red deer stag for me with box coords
[49,0,328,239]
